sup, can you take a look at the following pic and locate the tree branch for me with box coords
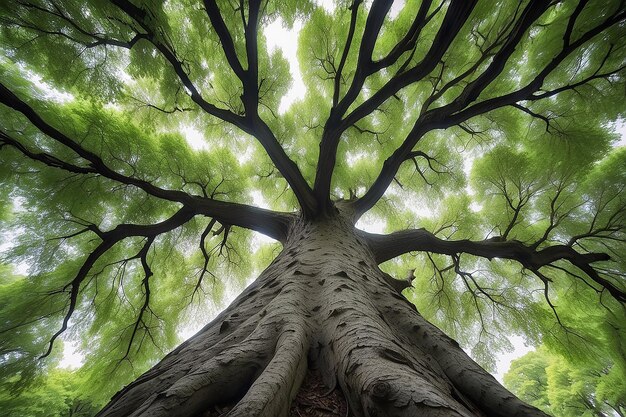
[332,0,363,107]
[0,130,97,175]
[338,0,478,131]
[241,0,260,112]
[191,219,218,301]
[109,0,317,214]
[314,1,477,212]
[41,207,196,358]
[121,236,156,361]
[108,0,250,128]
[0,83,295,240]
[313,0,394,212]
[364,228,625,303]
[203,0,246,80]
[441,5,626,127]
[331,0,392,117]
[372,0,435,71]
[349,1,625,218]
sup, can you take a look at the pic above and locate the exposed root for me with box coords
[225,319,309,417]
[376,289,550,417]
[98,263,312,417]
[322,293,477,417]
[101,319,275,417]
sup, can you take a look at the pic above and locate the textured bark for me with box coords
[97,214,549,417]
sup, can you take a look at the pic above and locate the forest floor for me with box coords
[288,369,350,417]
[201,368,350,417]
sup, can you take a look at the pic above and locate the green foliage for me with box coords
[0,60,256,393]
[0,367,101,417]
[505,346,626,417]
[0,0,625,413]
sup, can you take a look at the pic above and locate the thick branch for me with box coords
[109,0,316,214]
[351,1,548,216]
[436,0,552,115]
[332,0,363,107]
[203,0,246,80]
[11,0,317,216]
[193,198,294,242]
[247,119,317,216]
[338,0,478,131]
[204,0,316,215]
[313,0,393,211]
[0,83,294,241]
[348,122,431,217]
[350,2,625,217]
[364,229,625,302]
[242,0,260,112]
[331,0,392,118]
[314,1,476,212]
[371,0,434,71]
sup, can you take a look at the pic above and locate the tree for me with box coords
[504,347,626,417]
[0,0,625,416]
[0,366,101,417]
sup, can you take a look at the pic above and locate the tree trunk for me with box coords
[96,214,549,417]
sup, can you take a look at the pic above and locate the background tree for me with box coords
[1,364,101,417]
[0,1,625,416]
[504,347,626,417]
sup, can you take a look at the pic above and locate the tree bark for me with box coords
[97,214,549,417]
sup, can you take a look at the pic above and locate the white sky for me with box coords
[265,19,306,113]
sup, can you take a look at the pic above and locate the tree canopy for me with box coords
[504,346,626,417]
[0,0,625,412]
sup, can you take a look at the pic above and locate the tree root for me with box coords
[374,287,550,417]
[98,270,312,417]
[225,320,309,417]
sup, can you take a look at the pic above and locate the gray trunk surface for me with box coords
[97,214,549,417]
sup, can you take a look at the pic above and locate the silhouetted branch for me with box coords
[314,1,478,211]
[365,228,625,303]
[40,207,196,358]
[121,236,156,360]
[0,130,97,175]
[333,0,363,107]
[203,0,246,80]
[0,82,296,240]
[350,2,625,218]
[110,0,317,214]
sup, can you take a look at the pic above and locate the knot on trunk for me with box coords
[370,380,392,402]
